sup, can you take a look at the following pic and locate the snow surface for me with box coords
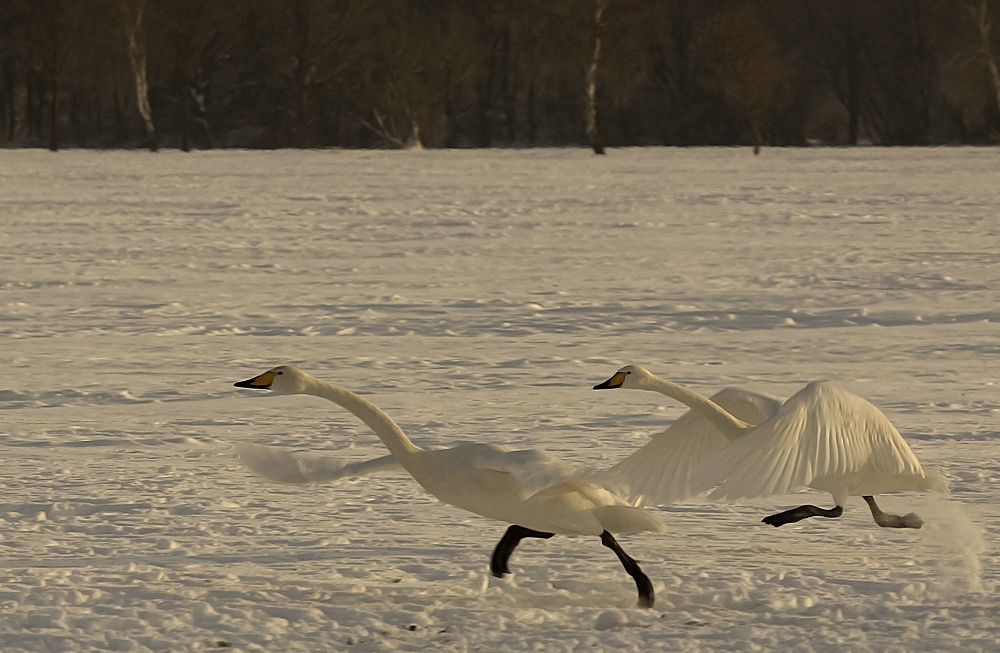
[1,147,998,651]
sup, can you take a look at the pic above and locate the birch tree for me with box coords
[585,0,609,154]
[969,0,1000,118]
[33,0,77,150]
[698,5,788,154]
[120,0,157,150]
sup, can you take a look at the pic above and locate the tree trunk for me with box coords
[410,113,424,149]
[841,1,862,145]
[527,80,536,145]
[48,75,59,151]
[501,28,517,143]
[846,72,860,144]
[476,81,493,147]
[975,1,1000,121]
[43,3,68,151]
[122,0,157,151]
[585,0,609,154]
[443,57,457,148]
[179,82,192,152]
[0,63,10,145]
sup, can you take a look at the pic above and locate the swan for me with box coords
[594,365,949,529]
[234,365,664,608]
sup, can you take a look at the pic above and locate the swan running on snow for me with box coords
[235,365,663,607]
[594,365,949,528]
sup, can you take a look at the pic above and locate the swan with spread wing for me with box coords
[594,365,949,528]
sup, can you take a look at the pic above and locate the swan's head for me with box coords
[234,366,314,395]
[593,365,654,390]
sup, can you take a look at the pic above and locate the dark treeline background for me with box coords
[2,0,999,151]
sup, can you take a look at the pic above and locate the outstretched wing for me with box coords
[697,382,928,502]
[236,442,402,484]
[600,388,783,507]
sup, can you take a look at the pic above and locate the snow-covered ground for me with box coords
[1,147,997,651]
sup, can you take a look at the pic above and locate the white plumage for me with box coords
[599,387,782,507]
[234,365,662,607]
[594,365,949,528]
[698,380,949,505]
[233,372,785,513]
[235,443,400,485]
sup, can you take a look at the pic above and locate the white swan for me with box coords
[235,365,664,607]
[594,365,949,528]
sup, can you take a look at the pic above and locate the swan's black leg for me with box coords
[600,531,654,609]
[762,503,844,527]
[863,495,923,529]
[490,525,554,578]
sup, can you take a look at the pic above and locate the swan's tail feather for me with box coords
[235,443,401,484]
[594,505,667,534]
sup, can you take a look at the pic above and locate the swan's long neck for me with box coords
[305,378,422,461]
[644,376,750,438]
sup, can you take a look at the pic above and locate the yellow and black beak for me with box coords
[234,371,276,389]
[593,371,627,390]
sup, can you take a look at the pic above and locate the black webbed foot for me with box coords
[762,504,844,528]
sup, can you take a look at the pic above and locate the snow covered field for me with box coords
[1,147,998,651]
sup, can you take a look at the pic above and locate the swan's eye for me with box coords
[277,371,283,375]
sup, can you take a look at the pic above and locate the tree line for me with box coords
[2,0,999,152]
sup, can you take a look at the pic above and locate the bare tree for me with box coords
[967,0,1000,120]
[347,0,425,147]
[254,0,366,148]
[31,0,81,150]
[156,0,227,151]
[643,2,713,144]
[863,3,943,144]
[353,0,483,148]
[585,0,609,153]
[3,0,997,149]
[698,5,789,154]
[0,2,18,144]
[120,0,157,150]
[806,0,868,144]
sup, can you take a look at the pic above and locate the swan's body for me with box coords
[235,366,662,607]
[594,365,949,528]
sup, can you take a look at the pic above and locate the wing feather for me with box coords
[236,443,401,484]
[454,443,581,500]
[601,388,782,506]
[700,382,927,501]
